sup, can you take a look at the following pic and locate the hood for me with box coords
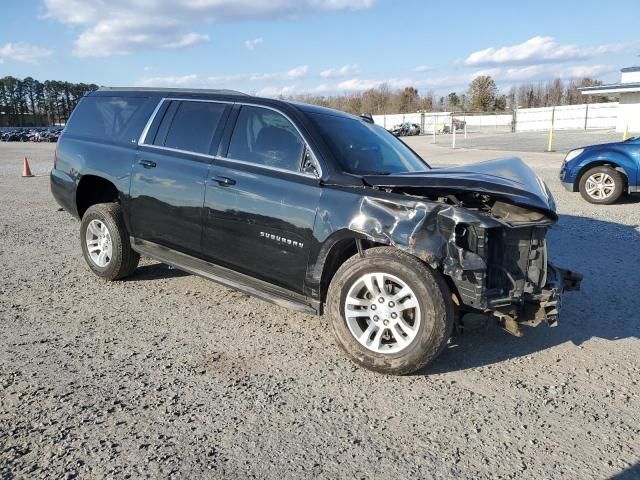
[362,157,557,218]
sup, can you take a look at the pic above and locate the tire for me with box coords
[327,247,453,375]
[80,203,140,280]
[579,165,624,205]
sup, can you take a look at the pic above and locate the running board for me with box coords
[130,237,318,314]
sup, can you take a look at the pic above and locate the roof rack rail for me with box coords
[97,87,249,96]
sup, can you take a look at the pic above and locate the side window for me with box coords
[65,96,148,142]
[151,101,178,146]
[227,106,305,172]
[160,101,226,155]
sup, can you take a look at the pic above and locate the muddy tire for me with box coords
[80,203,140,280]
[579,165,624,205]
[327,247,453,375]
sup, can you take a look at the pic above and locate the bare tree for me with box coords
[398,86,419,113]
[468,75,497,111]
[548,78,564,106]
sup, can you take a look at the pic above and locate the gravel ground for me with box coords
[427,129,624,153]
[1,142,639,479]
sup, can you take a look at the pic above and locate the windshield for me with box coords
[308,112,430,175]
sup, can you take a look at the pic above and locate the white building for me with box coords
[581,66,640,133]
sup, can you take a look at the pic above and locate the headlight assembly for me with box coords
[564,148,584,162]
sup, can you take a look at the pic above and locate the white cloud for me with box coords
[162,33,210,49]
[138,65,309,88]
[68,15,210,57]
[308,84,333,93]
[249,65,309,81]
[284,65,309,79]
[137,74,201,87]
[0,42,52,63]
[561,64,613,79]
[207,73,248,83]
[336,78,383,91]
[245,37,264,49]
[464,36,629,67]
[256,85,299,97]
[413,65,432,73]
[319,64,361,78]
[42,0,375,57]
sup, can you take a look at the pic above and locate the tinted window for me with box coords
[227,106,304,172]
[307,113,429,175]
[162,101,226,155]
[65,96,148,142]
[151,101,178,146]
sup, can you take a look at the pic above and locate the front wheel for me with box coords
[579,165,624,204]
[327,247,453,375]
[80,203,140,280]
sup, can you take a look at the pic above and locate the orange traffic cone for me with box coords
[22,157,34,177]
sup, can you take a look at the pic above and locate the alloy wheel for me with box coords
[585,172,616,200]
[344,272,421,354]
[85,219,113,267]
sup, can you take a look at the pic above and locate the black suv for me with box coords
[51,88,581,375]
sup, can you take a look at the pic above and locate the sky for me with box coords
[1,0,639,97]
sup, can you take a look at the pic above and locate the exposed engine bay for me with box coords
[348,158,582,336]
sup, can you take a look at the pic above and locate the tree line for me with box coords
[0,74,611,126]
[0,76,98,127]
[289,76,610,116]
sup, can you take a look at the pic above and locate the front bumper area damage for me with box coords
[348,194,582,336]
[494,266,582,336]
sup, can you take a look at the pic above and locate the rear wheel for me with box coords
[80,203,140,280]
[327,247,453,375]
[579,165,624,204]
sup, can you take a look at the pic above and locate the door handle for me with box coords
[139,159,157,169]
[212,176,236,186]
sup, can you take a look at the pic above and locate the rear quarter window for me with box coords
[65,96,150,144]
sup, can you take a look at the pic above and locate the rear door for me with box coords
[128,99,230,257]
[201,104,322,293]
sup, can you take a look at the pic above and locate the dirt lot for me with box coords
[1,141,639,479]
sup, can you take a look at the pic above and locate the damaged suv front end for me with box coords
[350,157,582,336]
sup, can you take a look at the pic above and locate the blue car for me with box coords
[560,136,640,204]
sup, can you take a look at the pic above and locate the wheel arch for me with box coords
[574,153,633,193]
[75,174,120,219]
[315,231,388,304]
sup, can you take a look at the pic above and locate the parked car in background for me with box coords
[452,118,466,131]
[560,136,640,204]
[51,87,581,375]
[0,127,62,142]
[389,122,420,137]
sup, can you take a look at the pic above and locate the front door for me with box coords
[202,104,322,293]
[128,99,230,256]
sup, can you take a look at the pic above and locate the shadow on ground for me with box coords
[610,463,640,479]
[426,213,640,374]
[116,213,638,376]
[128,262,190,281]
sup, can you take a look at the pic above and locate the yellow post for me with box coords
[623,123,629,141]
[547,107,555,152]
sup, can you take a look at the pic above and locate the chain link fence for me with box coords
[373,103,625,153]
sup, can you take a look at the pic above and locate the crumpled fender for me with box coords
[347,196,497,276]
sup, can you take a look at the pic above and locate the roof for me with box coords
[621,66,640,73]
[581,82,640,95]
[92,86,360,121]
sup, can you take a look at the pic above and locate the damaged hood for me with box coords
[362,157,557,218]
